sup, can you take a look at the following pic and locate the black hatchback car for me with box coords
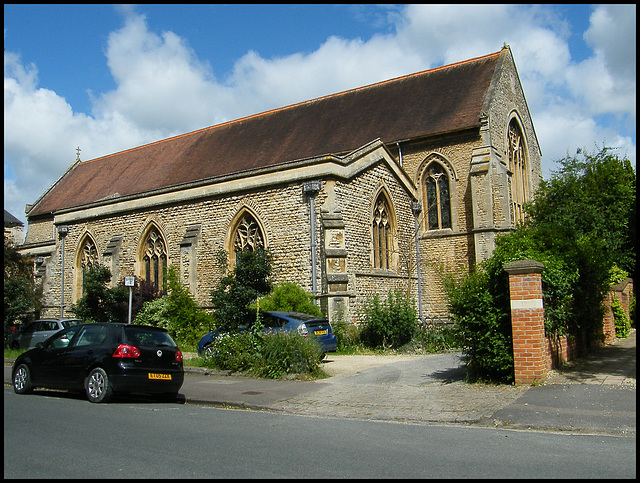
[12,323,184,403]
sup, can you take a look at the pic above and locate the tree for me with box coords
[134,266,213,345]
[71,265,162,323]
[527,146,636,277]
[443,146,635,381]
[210,248,273,331]
[4,237,42,328]
[71,265,121,322]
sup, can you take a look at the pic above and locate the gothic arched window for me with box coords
[373,193,393,269]
[142,228,167,292]
[77,236,99,297]
[508,120,528,225]
[229,211,265,269]
[233,212,264,253]
[425,163,451,230]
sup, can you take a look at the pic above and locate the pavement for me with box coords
[5,329,635,436]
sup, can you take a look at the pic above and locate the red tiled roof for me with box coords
[28,49,504,217]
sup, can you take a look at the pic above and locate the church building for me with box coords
[19,45,541,324]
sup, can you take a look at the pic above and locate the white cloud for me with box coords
[4,4,636,227]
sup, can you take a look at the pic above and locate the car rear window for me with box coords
[61,319,82,328]
[124,327,178,348]
[281,313,326,322]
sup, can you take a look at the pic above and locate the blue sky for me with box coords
[4,4,636,227]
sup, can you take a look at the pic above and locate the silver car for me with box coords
[10,319,83,350]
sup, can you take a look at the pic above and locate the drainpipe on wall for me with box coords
[303,181,322,301]
[411,201,423,322]
[57,225,69,318]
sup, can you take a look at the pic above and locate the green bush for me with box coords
[408,323,460,353]
[201,330,324,379]
[359,290,417,349]
[202,332,261,372]
[134,266,213,347]
[444,269,514,383]
[332,318,362,352]
[258,282,322,316]
[611,297,631,338]
[253,331,324,379]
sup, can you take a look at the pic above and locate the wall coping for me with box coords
[504,259,545,275]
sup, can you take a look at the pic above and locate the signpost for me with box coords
[125,276,135,323]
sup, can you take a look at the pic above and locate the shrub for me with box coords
[332,318,362,352]
[253,331,324,379]
[258,282,322,316]
[408,322,460,353]
[201,330,324,379]
[611,297,631,338]
[134,266,213,347]
[202,332,261,372]
[444,269,514,383]
[359,290,417,349]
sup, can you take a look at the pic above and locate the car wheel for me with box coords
[13,364,33,394]
[85,367,113,403]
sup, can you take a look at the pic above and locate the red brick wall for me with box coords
[506,262,634,385]
[504,260,546,384]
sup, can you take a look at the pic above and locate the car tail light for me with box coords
[297,323,308,337]
[113,344,140,358]
[175,350,183,362]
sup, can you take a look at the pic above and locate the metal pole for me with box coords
[125,276,135,323]
[128,287,133,324]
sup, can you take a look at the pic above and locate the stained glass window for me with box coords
[425,163,451,230]
[373,194,392,269]
[143,228,167,292]
[508,120,528,224]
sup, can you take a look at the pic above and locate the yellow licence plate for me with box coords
[314,330,327,335]
[148,373,172,380]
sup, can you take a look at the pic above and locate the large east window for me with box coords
[508,120,528,225]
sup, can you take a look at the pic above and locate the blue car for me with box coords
[197,311,337,357]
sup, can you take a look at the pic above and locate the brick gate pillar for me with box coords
[504,259,546,384]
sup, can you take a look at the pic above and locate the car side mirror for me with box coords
[36,342,44,349]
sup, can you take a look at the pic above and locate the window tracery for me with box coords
[143,228,167,292]
[78,237,99,297]
[233,213,264,253]
[425,163,451,230]
[508,120,528,224]
[373,193,392,269]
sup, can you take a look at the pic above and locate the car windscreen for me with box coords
[61,319,82,328]
[123,327,178,348]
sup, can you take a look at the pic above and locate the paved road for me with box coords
[5,329,635,436]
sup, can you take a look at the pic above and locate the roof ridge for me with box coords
[81,49,503,166]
